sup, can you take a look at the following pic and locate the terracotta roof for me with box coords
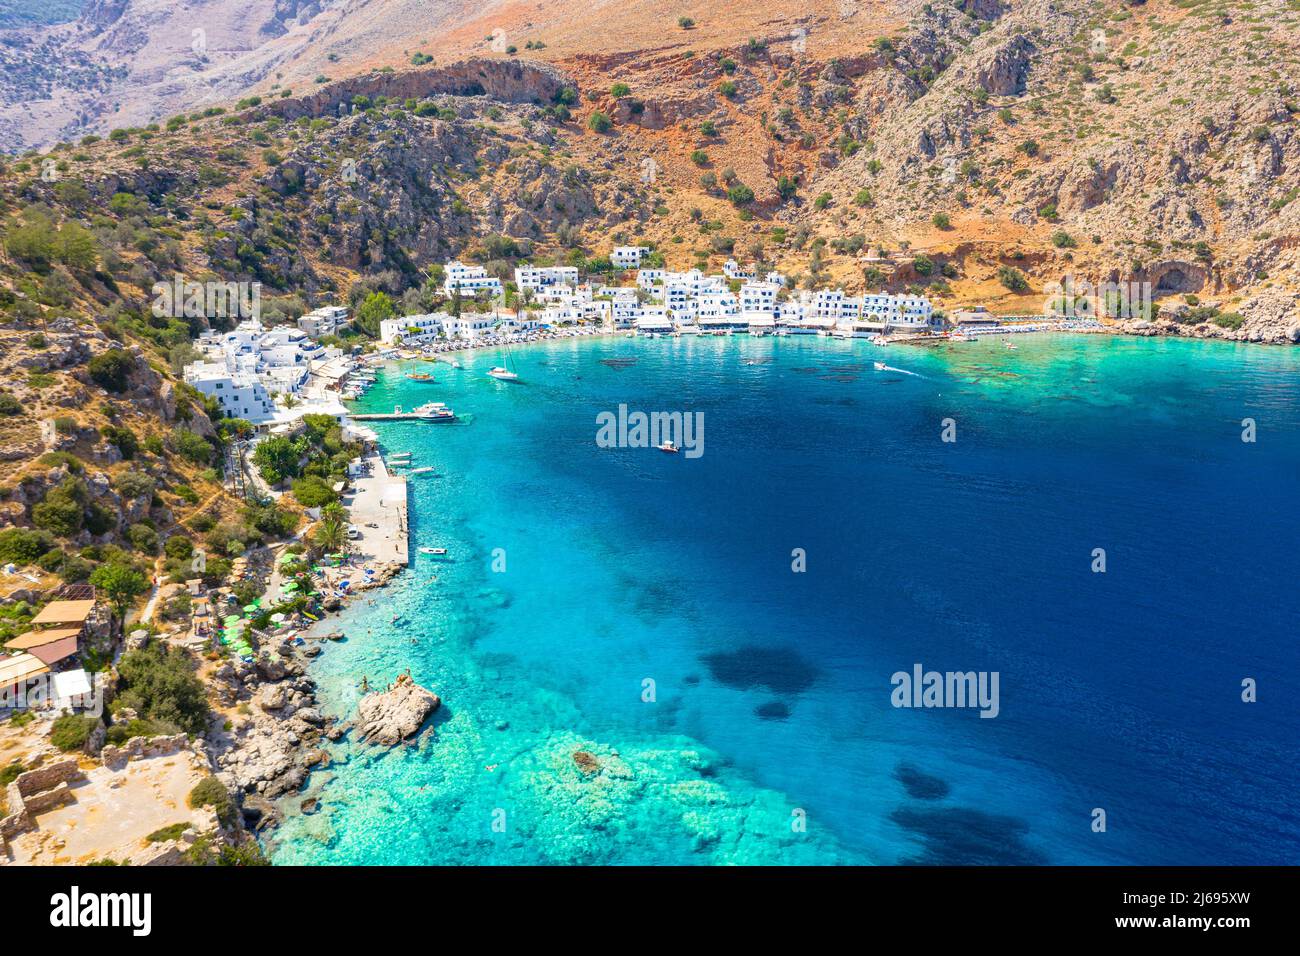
[4,627,81,650]
[30,599,96,626]
[0,654,51,686]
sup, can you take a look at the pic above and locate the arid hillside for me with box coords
[1,0,1299,339]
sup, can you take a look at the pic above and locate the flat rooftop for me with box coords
[29,600,95,627]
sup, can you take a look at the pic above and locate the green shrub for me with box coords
[51,714,99,752]
[173,430,213,466]
[114,469,154,499]
[116,643,210,735]
[291,476,338,508]
[32,477,89,537]
[87,349,133,392]
[164,535,194,560]
[127,523,160,554]
[587,111,612,133]
[100,425,139,459]
[146,823,188,843]
[189,775,236,827]
[0,528,54,564]
[997,266,1029,293]
[727,183,755,206]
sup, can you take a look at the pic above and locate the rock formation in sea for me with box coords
[353,673,441,746]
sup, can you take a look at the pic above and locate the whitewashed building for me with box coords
[184,363,278,424]
[298,305,349,338]
[739,282,779,316]
[444,313,498,341]
[611,246,650,269]
[514,265,579,292]
[379,313,445,345]
[443,261,503,298]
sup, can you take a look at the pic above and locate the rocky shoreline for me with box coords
[1101,289,1300,345]
[206,559,436,835]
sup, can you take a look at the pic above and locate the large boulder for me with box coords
[353,674,440,746]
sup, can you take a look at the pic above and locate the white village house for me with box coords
[443,261,503,298]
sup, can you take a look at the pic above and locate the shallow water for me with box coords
[268,333,1300,865]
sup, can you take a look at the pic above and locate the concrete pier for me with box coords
[343,453,409,566]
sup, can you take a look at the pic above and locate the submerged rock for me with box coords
[572,750,601,776]
[353,674,441,746]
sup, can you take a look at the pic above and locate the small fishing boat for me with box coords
[409,466,437,475]
[418,547,448,556]
[487,366,520,382]
[1005,341,1017,350]
[406,372,434,381]
[657,441,679,454]
[871,335,889,346]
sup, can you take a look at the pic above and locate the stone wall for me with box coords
[0,758,83,841]
[100,733,191,769]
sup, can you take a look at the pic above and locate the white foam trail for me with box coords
[878,364,924,378]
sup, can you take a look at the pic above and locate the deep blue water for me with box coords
[270,333,1300,865]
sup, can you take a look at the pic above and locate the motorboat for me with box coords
[657,441,679,454]
[418,547,448,556]
[414,402,456,422]
[873,361,887,371]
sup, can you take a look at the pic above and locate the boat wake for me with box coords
[876,364,925,378]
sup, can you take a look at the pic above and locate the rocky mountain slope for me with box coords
[2,0,1299,338]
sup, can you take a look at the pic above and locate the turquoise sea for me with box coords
[268,333,1300,865]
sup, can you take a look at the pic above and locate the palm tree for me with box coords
[314,515,346,553]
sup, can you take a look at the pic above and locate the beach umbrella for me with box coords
[283,581,300,592]
[243,604,259,614]
[223,615,241,625]
[270,612,287,623]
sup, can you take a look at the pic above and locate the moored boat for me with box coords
[413,402,456,422]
